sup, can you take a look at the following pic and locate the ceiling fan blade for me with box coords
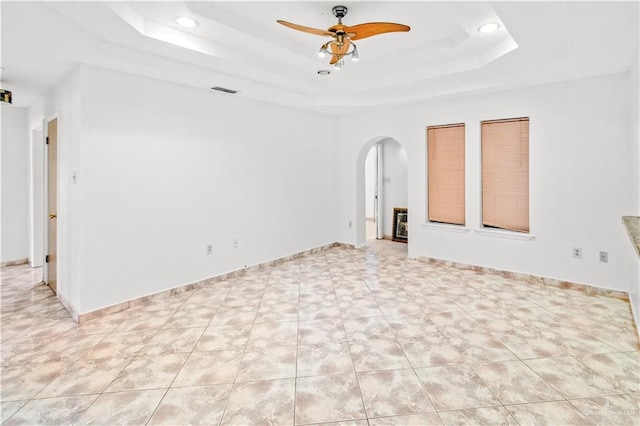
[329,39,351,64]
[276,20,334,37]
[345,22,410,40]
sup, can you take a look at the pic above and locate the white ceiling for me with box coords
[1,1,638,114]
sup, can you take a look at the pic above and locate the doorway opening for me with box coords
[356,137,408,250]
[364,144,382,242]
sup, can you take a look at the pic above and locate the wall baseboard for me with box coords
[415,255,629,300]
[58,293,79,323]
[65,243,633,329]
[75,242,343,323]
[1,258,29,267]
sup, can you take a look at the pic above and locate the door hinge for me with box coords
[46,137,49,145]
[45,255,49,263]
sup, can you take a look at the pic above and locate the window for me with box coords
[481,117,529,233]
[427,123,465,225]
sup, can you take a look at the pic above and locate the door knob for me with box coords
[49,214,57,219]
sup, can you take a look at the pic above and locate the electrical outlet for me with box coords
[572,247,582,258]
[599,251,608,263]
[233,238,239,248]
[206,244,213,255]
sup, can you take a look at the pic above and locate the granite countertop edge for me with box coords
[622,216,640,258]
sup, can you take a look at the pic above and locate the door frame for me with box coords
[43,113,59,287]
[29,125,45,268]
[374,143,384,240]
[356,136,408,249]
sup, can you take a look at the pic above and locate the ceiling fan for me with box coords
[277,5,410,69]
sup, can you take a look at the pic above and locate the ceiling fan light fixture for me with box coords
[351,46,359,62]
[477,23,499,33]
[277,6,409,68]
[174,16,199,29]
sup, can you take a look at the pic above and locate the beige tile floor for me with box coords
[1,242,639,425]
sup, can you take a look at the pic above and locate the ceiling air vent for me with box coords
[210,86,238,94]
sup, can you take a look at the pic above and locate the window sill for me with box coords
[422,222,470,233]
[475,228,536,241]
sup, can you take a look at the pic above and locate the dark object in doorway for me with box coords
[392,207,408,243]
[0,89,12,104]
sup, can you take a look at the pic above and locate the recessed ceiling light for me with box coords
[174,17,199,29]
[317,70,331,75]
[477,23,499,33]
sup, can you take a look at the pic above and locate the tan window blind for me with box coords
[427,123,465,225]
[482,117,529,233]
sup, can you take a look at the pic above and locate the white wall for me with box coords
[628,44,640,329]
[37,70,84,311]
[380,139,408,237]
[53,65,338,314]
[338,73,639,294]
[28,127,44,267]
[1,105,29,263]
[21,63,639,322]
[27,97,48,270]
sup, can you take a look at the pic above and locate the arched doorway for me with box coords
[355,137,408,249]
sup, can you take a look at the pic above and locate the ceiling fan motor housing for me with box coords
[332,6,348,19]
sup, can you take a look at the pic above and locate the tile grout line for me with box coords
[430,291,567,418]
[363,250,533,420]
[356,249,446,424]
[319,250,368,425]
[2,245,639,425]
[71,308,180,424]
[142,285,228,425]
[293,258,302,426]
[215,265,273,425]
